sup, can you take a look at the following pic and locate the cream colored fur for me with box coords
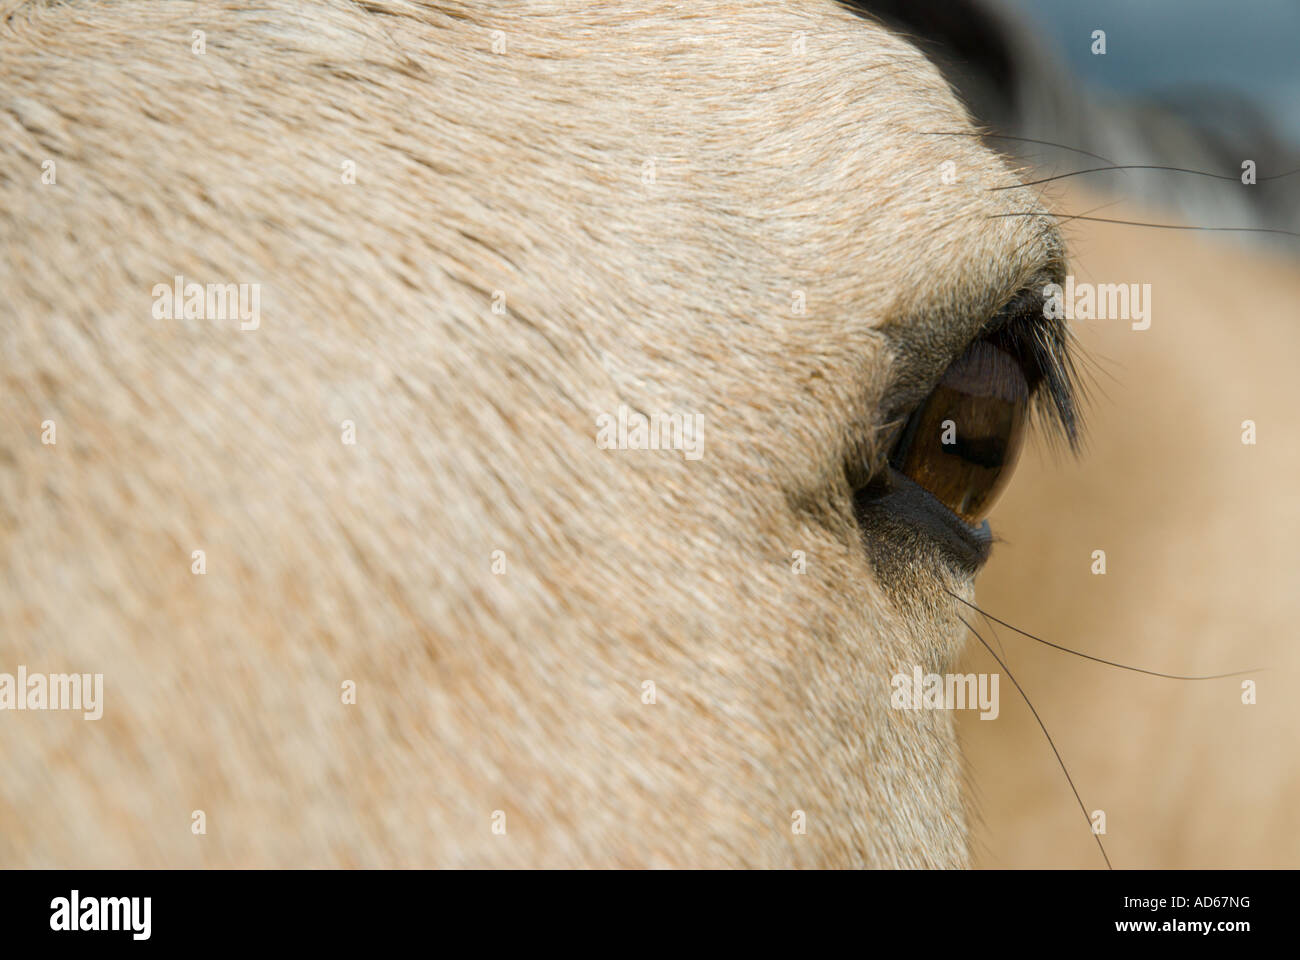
[1,0,1064,866]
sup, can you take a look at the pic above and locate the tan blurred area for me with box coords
[958,183,1300,868]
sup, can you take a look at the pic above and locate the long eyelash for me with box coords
[980,285,1085,452]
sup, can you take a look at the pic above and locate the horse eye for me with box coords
[890,338,1030,523]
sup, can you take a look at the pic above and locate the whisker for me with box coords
[1000,197,1125,261]
[980,605,1008,663]
[987,212,1300,239]
[923,131,1300,185]
[1049,197,1126,231]
[916,130,1119,166]
[992,164,1300,189]
[946,590,1260,679]
[956,613,1112,869]
[995,165,1232,188]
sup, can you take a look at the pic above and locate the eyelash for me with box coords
[844,283,1085,529]
[976,284,1084,452]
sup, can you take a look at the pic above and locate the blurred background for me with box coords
[855,0,1300,867]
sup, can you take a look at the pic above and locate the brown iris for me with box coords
[890,338,1029,524]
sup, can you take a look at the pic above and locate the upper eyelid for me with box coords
[880,271,1081,453]
[985,281,1083,450]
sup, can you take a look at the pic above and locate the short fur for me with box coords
[0,0,1063,866]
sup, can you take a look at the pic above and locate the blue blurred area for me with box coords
[1000,0,1300,147]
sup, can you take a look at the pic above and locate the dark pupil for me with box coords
[891,339,1029,523]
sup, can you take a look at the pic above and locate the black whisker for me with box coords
[956,613,1112,869]
[988,212,1300,238]
[999,198,1125,263]
[947,590,1260,679]
[916,130,1119,166]
[1046,198,1125,232]
[992,164,1300,190]
[980,605,1008,663]
[996,165,1230,188]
